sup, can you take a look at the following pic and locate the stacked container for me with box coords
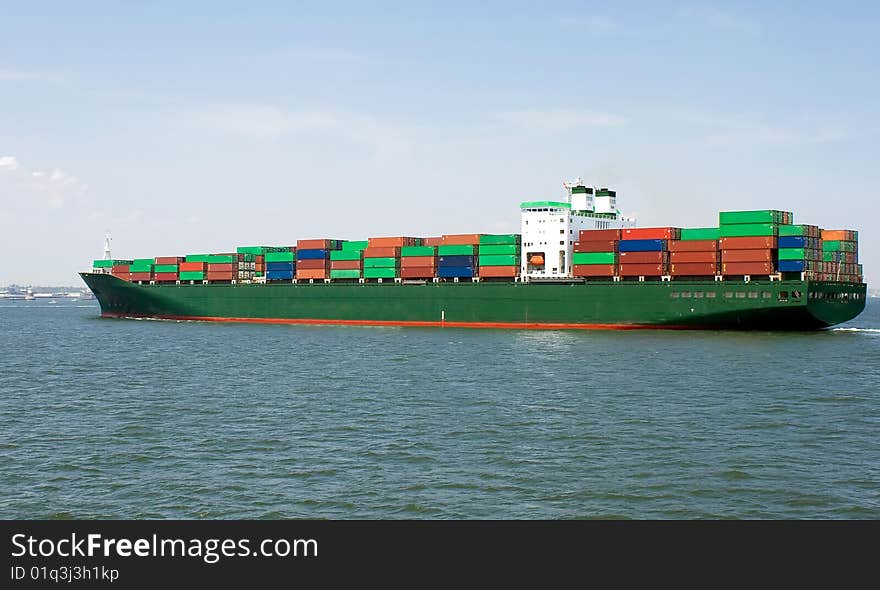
[93,259,133,276]
[129,258,154,282]
[362,237,416,280]
[400,244,437,279]
[330,240,368,280]
[438,234,481,279]
[296,239,342,280]
[264,247,297,281]
[668,229,719,277]
[821,229,861,282]
[153,256,183,283]
[478,234,521,278]
[618,228,679,277]
[203,253,255,282]
[572,229,620,278]
[776,225,822,275]
[718,210,791,276]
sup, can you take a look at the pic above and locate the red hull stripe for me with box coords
[100,312,692,331]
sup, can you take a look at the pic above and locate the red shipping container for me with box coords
[206,271,235,281]
[619,263,665,276]
[669,251,719,263]
[111,264,131,272]
[179,262,207,272]
[111,272,130,281]
[154,256,184,264]
[330,260,362,270]
[368,237,418,248]
[668,240,718,252]
[619,251,666,264]
[297,259,330,270]
[670,263,718,275]
[719,236,777,250]
[207,263,237,272]
[296,269,329,280]
[722,262,775,275]
[400,256,437,268]
[153,272,179,281]
[578,229,621,241]
[129,272,152,281]
[363,246,401,258]
[400,267,436,279]
[572,264,616,277]
[297,239,337,250]
[441,233,482,245]
[721,249,773,262]
[478,265,519,277]
[622,227,681,240]
[423,237,443,246]
[573,240,618,253]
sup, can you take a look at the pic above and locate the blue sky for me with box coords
[1,1,877,285]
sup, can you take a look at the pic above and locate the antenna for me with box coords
[103,233,112,260]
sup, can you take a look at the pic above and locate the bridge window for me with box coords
[723,292,733,298]
[748,292,759,299]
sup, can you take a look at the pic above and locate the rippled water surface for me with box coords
[1,298,878,518]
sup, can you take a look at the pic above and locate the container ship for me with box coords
[80,179,866,330]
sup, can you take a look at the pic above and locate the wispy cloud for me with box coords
[676,5,761,35]
[493,109,628,132]
[678,111,852,148]
[0,68,66,83]
[0,155,88,208]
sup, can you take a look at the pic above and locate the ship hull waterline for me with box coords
[80,273,866,331]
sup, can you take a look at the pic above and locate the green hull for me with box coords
[80,273,866,330]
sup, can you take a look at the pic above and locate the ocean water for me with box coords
[1,298,878,519]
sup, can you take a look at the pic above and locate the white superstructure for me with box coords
[520,178,636,279]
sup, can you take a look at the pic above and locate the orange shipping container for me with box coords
[578,229,621,241]
[721,249,773,263]
[441,233,482,245]
[572,264,616,277]
[719,236,777,250]
[153,272,179,281]
[363,246,401,258]
[669,251,719,263]
[179,262,206,272]
[670,263,718,275]
[400,256,436,268]
[206,271,235,281]
[297,239,336,249]
[668,240,718,252]
[622,227,681,240]
[619,251,666,264]
[207,263,236,272]
[478,265,519,278]
[129,272,152,281]
[368,236,418,248]
[296,259,330,270]
[619,263,665,276]
[330,260,362,270]
[423,237,443,247]
[820,229,852,241]
[573,240,618,253]
[296,269,329,280]
[400,267,436,279]
[722,262,774,275]
[154,256,184,264]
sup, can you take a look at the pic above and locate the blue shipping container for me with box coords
[296,249,328,260]
[778,260,805,272]
[618,239,666,252]
[266,270,295,280]
[437,266,475,278]
[266,262,295,271]
[778,236,818,249]
[438,255,475,266]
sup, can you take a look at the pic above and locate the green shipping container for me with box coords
[264,251,295,262]
[572,252,617,265]
[438,244,475,256]
[401,245,436,257]
[341,240,370,252]
[236,246,267,255]
[778,248,806,260]
[363,257,399,268]
[718,223,778,237]
[153,264,179,273]
[93,259,133,268]
[129,264,153,273]
[206,255,237,264]
[719,210,791,225]
[478,254,519,266]
[179,271,205,281]
[330,269,361,279]
[133,258,153,266]
[185,254,212,263]
[363,268,398,279]
[255,271,264,277]
[778,225,810,237]
[478,244,519,255]
[330,250,362,261]
[679,227,719,241]
[823,240,856,252]
[479,234,521,245]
